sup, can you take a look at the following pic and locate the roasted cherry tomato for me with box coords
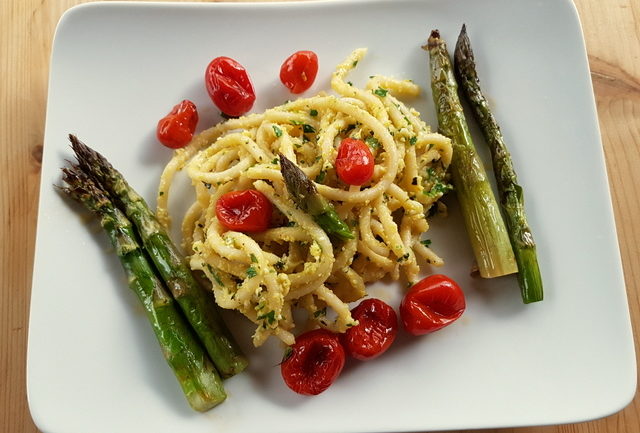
[341,298,398,361]
[400,274,466,336]
[205,56,256,117]
[335,138,375,185]
[215,190,272,232]
[280,50,319,94]
[281,329,346,395]
[156,100,199,149]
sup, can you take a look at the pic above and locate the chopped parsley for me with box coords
[313,307,327,318]
[315,170,326,184]
[310,109,318,117]
[272,125,283,137]
[250,253,258,263]
[396,252,410,262]
[365,136,380,150]
[373,87,388,97]
[206,265,224,287]
[420,239,432,247]
[424,182,452,197]
[303,124,316,134]
[258,310,276,326]
[409,136,417,145]
[246,266,258,278]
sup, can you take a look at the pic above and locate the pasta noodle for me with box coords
[157,48,453,346]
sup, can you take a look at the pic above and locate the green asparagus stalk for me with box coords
[69,135,247,378]
[278,153,354,240]
[424,30,517,278]
[60,166,226,411]
[454,25,543,303]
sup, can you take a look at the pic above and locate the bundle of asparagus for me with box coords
[425,28,543,303]
[60,135,248,411]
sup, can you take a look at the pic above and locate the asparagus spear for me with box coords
[424,30,517,278]
[454,25,543,303]
[278,153,354,240]
[60,166,226,411]
[69,135,247,378]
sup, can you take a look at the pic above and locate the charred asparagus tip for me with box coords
[425,29,441,49]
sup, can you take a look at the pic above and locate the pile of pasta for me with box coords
[157,49,453,346]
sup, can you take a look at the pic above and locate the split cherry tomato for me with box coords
[341,298,398,361]
[205,56,256,117]
[156,100,199,149]
[279,50,319,94]
[335,138,375,185]
[400,274,466,336]
[281,329,346,395]
[215,190,272,232]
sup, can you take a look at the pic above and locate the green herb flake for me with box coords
[347,81,353,86]
[202,182,212,190]
[315,170,326,184]
[396,252,410,262]
[206,265,224,287]
[424,181,453,197]
[352,60,358,67]
[158,191,164,196]
[258,310,276,325]
[365,136,380,150]
[373,87,388,97]
[313,307,327,318]
[420,239,432,247]
[282,346,293,362]
[271,157,279,164]
[250,253,258,263]
[272,125,283,137]
[246,266,258,278]
[310,109,318,117]
[409,136,417,145]
[302,124,316,134]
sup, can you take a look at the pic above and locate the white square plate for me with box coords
[28,1,636,432]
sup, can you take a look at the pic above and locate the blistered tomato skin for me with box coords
[335,138,375,185]
[205,57,256,117]
[341,298,398,361]
[281,329,345,395]
[400,274,466,336]
[215,190,272,232]
[279,51,319,94]
[156,100,199,149]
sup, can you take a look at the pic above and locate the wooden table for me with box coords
[1,0,638,432]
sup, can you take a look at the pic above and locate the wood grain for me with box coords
[1,1,637,432]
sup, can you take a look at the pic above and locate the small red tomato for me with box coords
[205,57,256,117]
[335,138,375,185]
[215,190,272,232]
[279,50,319,94]
[400,274,466,336]
[341,298,398,361]
[281,329,346,395]
[156,100,199,149]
